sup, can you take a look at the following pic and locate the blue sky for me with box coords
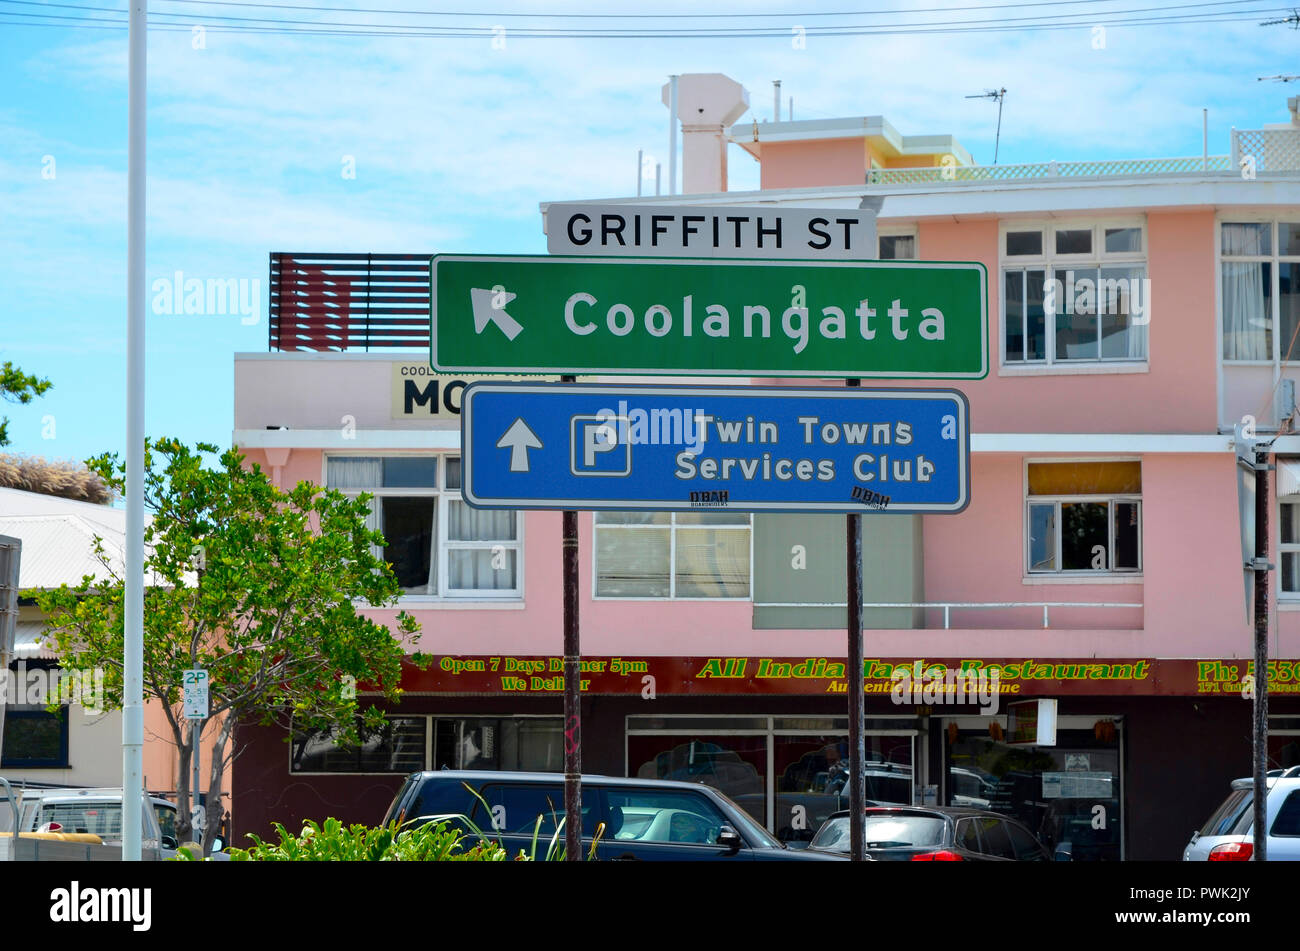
[2,0,1298,470]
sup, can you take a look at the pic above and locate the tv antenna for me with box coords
[1259,75,1300,82]
[1260,10,1300,27]
[966,87,1007,165]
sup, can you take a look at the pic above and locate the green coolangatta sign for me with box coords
[431,254,987,378]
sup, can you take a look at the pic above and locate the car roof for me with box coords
[406,770,727,794]
[822,806,1009,820]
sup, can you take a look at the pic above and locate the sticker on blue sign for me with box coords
[460,383,970,514]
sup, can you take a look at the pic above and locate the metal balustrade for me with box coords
[866,155,1231,186]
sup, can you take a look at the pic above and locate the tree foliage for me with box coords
[35,438,425,852]
[0,359,52,447]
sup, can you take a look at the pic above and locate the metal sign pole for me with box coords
[1253,446,1271,861]
[123,0,147,863]
[845,377,866,863]
[561,374,582,862]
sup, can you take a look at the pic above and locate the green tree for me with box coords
[36,438,424,854]
[0,360,52,446]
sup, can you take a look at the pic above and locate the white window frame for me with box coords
[999,218,1148,373]
[591,512,754,601]
[1023,457,1143,577]
[1218,216,1300,367]
[323,452,523,602]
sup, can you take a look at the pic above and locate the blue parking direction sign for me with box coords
[461,383,969,514]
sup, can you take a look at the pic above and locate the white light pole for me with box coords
[123,0,147,862]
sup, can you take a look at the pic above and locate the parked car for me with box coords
[805,806,1051,861]
[1183,767,1300,861]
[1,783,173,860]
[384,770,847,861]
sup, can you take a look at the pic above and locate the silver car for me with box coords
[1183,767,1300,861]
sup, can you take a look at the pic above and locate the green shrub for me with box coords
[226,817,511,862]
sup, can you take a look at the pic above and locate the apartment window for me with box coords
[1221,221,1300,363]
[878,233,917,260]
[594,511,751,599]
[0,706,69,769]
[326,455,521,598]
[1026,461,1142,574]
[1003,223,1148,366]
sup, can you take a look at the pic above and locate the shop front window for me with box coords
[945,719,1122,861]
[627,715,917,843]
[290,715,563,773]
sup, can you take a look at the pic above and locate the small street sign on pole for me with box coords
[183,669,209,720]
[432,255,987,379]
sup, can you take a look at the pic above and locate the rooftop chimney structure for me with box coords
[662,73,750,194]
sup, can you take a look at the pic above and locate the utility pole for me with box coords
[1237,421,1273,862]
[1252,443,1272,861]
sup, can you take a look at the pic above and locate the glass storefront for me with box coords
[1269,716,1300,770]
[944,715,1123,861]
[627,715,918,843]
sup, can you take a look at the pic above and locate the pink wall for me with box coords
[761,140,865,190]
[238,444,1291,663]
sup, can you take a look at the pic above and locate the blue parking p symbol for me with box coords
[571,415,631,477]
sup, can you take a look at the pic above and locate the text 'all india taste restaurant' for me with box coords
[229,335,1300,862]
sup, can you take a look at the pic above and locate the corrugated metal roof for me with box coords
[0,488,181,590]
[13,620,56,659]
[0,515,125,589]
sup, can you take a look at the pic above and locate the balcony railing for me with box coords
[269,253,430,351]
[753,601,1142,629]
[866,155,1231,186]
[866,127,1300,187]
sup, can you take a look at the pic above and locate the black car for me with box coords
[805,806,1051,861]
[384,770,846,861]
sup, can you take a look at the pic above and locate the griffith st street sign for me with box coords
[461,383,970,514]
[431,254,987,379]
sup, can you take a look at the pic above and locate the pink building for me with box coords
[230,78,1300,860]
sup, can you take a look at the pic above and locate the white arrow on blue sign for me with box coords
[461,383,969,514]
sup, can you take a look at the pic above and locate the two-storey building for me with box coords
[229,75,1300,860]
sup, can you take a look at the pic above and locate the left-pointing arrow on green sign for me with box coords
[470,286,524,341]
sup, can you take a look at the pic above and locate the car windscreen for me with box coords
[383,777,418,825]
[1199,789,1252,837]
[700,786,783,849]
[811,814,947,851]
[38,802,123,837]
